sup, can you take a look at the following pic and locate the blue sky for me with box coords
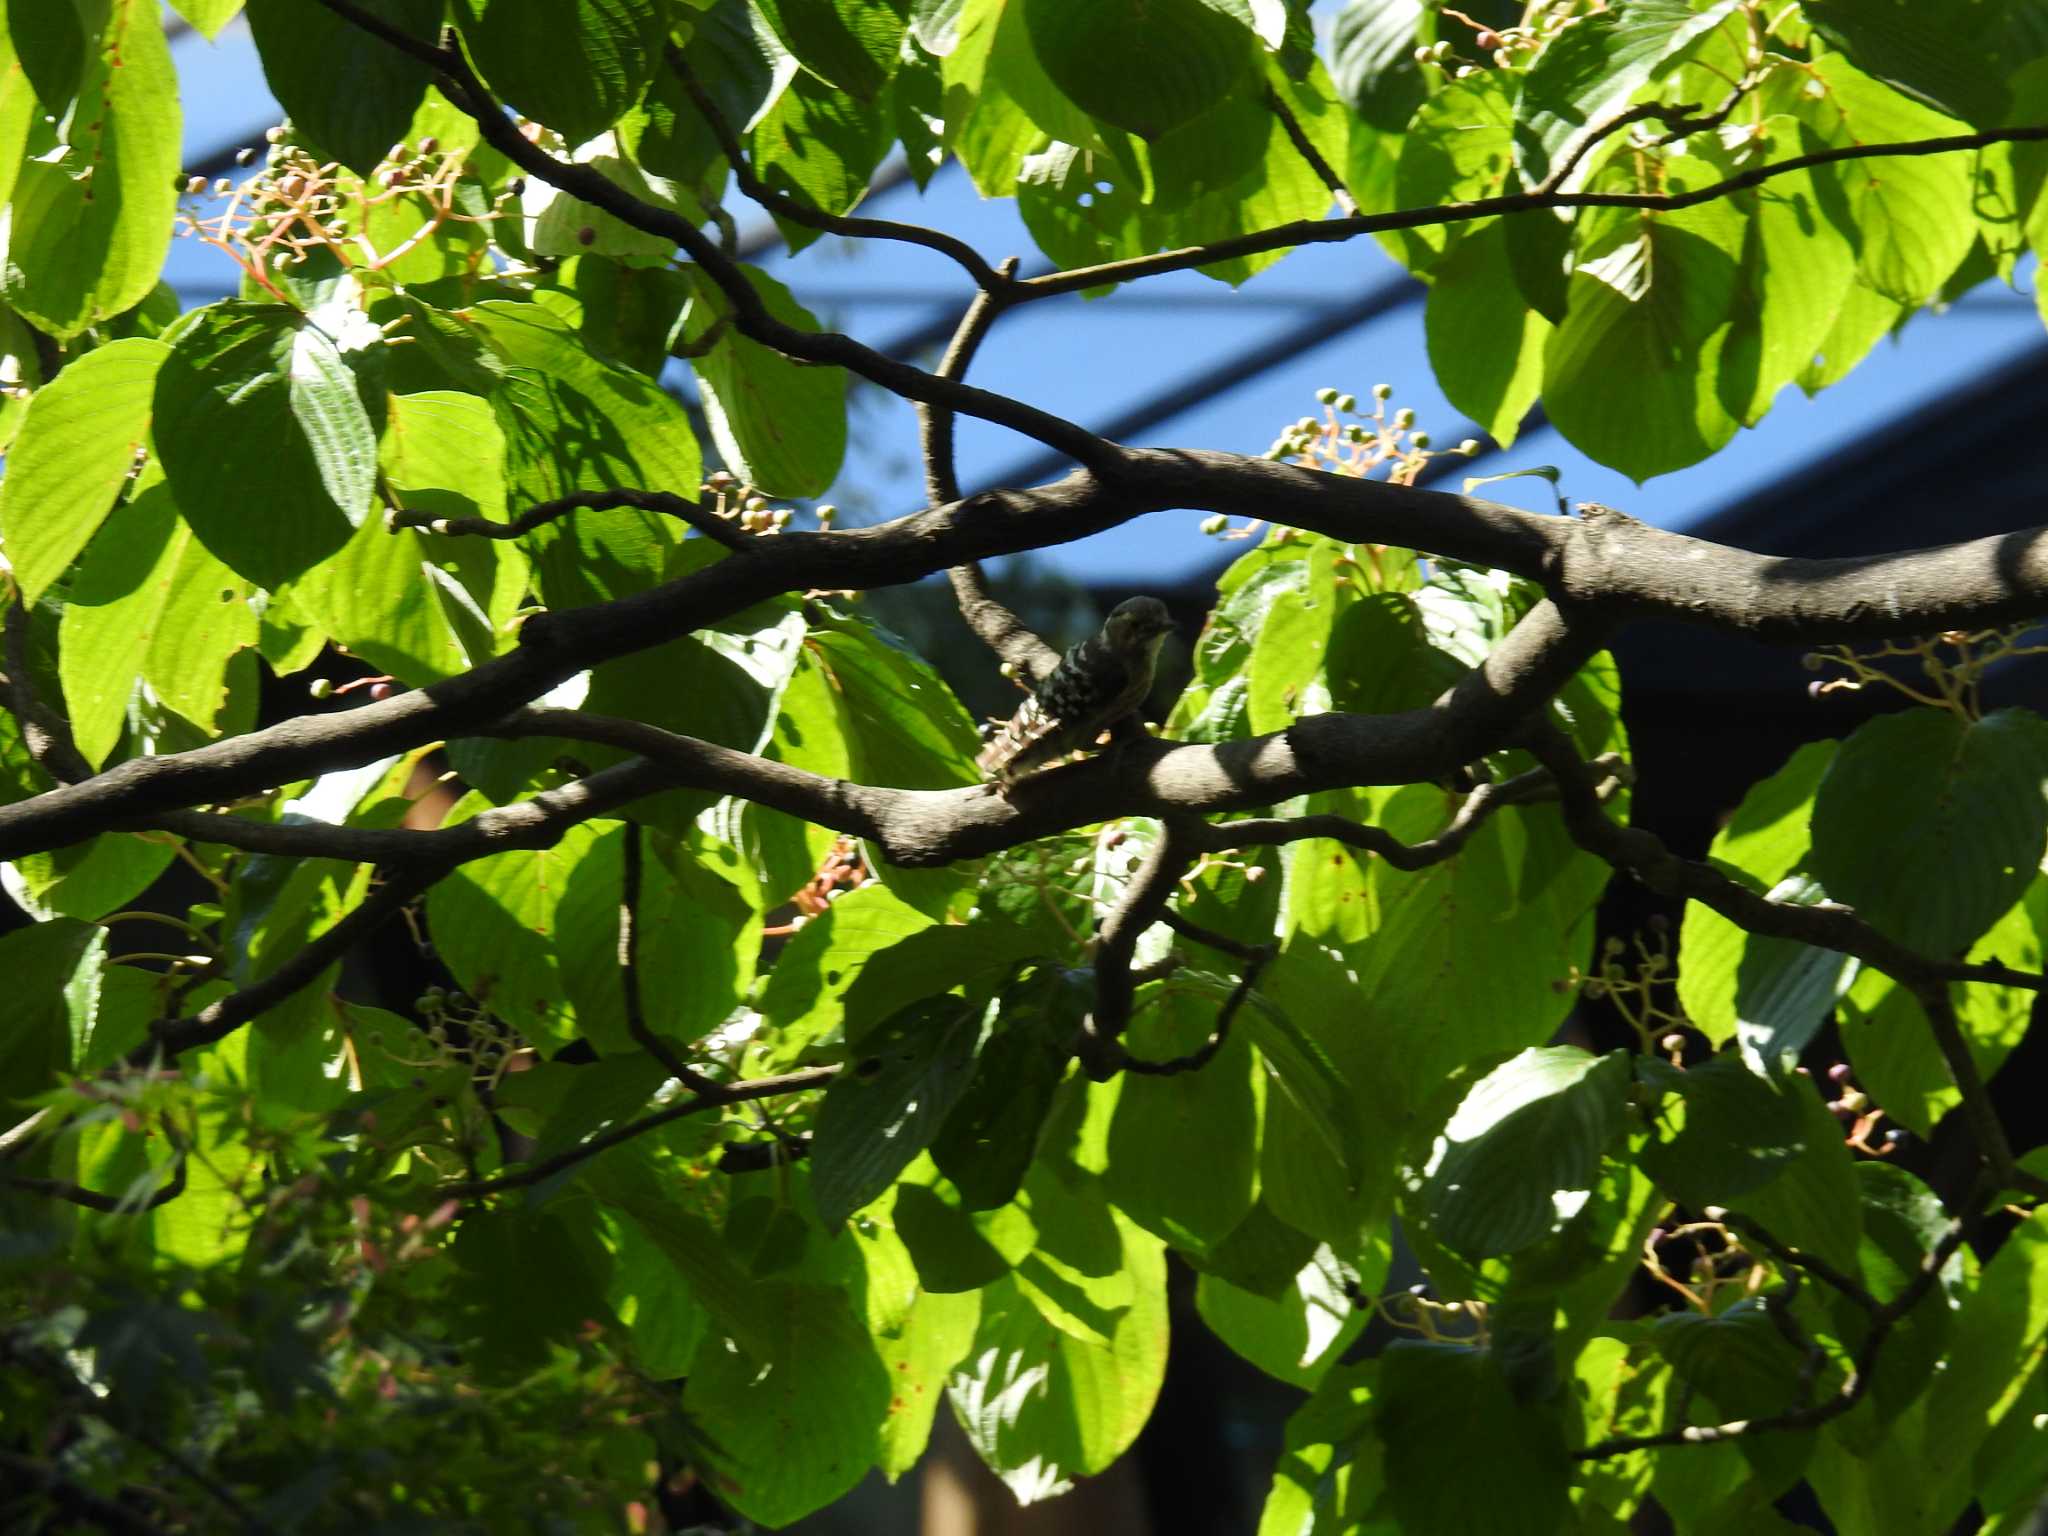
[168,15,2048,588]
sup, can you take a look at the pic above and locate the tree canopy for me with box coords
[5,0,2048,1531]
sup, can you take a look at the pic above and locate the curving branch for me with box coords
[1080,818,1203,1078]
[1266,82,1357,214]
[1577,1199,1982,1458]
[1527,724,2044,1188]
[1119,945,1275,1078]
[920,261,1066,684]
[1194,756,1624,867]
[666,46,1009,293]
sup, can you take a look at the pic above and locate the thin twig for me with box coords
[667,46,1008,293]
[1266,82,1356,213]
[438,1065,839,1197]
[1119,944,1274,1077]
[619,824,719,1094]
[388,488,753,553]
[1577,1203,1981,1458]
[3,1151,187,1213]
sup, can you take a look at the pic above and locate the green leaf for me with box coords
[685,266,848,497]
[1426,220,1552,448]
[1328,0,1425,130]
[153,305,376,587]
[799,610,985,787]
[1512,0,1737,190]
[169,0,246,38]
[1799,54,1976,304]
[1925,1209,2048,1507]
[1105,981,1263,1251]
[1636,1055,1810,1209]
[0,336,164,604]
[682,1281,892,1526]
[1417,1045,1630,1260]
[0,28,39,218]
[1734,1072,1863,1274]
[1260,1359,1384,1534]
[9,0,88,111]
[1805,0,2016,127]
[1654,1301,1815,1487]
[1810,707,2048,957]
[58,467,244,766]
[812,996,986,1228]
[1542,182,1744,481]
[754,0,907,100]
[1196,1237,1386,1388]
[451,0,669,144]
[426,814,603,1052]
[1678,739,1837,1045]
[245,0,440,173]
[751,67,893,225]
[0,0,178,337]
[932,968,1079,1209]
[460,299,701,511]
[0,917,102,1102]
[948,1209,1167,1501]
[1393,72,1514,259]
[1716,146,1859,427]
[1838,881,2045,1136]
[554,826,758,1057]
[1022,0,1257,139]
[755,882,936,1060]
[1379,1342,1571,1536]
[849,1216,981,1478]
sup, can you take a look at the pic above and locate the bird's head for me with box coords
[1101,596,1175,654]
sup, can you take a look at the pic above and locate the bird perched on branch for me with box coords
[977,596,1177,790]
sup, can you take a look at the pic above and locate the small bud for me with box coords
[309,678,334,700]
[1412,44,1433,64]
[186,174,208,195]
[1394,407,1416,429]
[1702,1205,1728,1222]
[1243,865,1265,882]
[1335,393,1357,413]
[1457,438,1481,456]
[213,177,233,196]
[1455,64,1477,78]
[1430,40,1453,61]
[1476,28,1499,49]
[235,147,255,166]
[418,136,439,154]
[265,125,284,143]
[1826,1062,1852,1084]
[1836,1087,1868,1114]
[1200,514,1228,535]
[1372,383,1393,401]
[1494,47,1514,67]
[1410,431,1432,449]
[368,682,394,701]
[577,225,596,246]
[1660,1032,1685,1053]
[1315,386,1339,405]
[1807,680,1828,701]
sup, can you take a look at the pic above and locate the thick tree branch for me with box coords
[438,1065,840,1197]
[16,448,2048,867]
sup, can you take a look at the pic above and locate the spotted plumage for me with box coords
[977,596,1177,788]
